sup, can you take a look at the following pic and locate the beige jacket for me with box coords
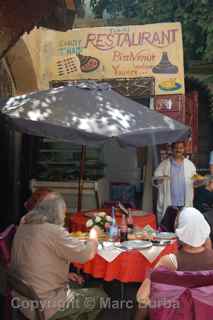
[11,223,97,319]
[154,158,196,217]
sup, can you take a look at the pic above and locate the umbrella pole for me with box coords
[77,145,86,212]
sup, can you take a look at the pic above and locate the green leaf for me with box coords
[90,0,213,64]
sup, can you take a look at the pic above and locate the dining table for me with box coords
[74,240,177,283]
[69,209,157,233]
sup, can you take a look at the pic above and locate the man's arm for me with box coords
[191,161,197,176]
[153,160,170,186]
[54,227,99,263]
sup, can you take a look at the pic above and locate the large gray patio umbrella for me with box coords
[0,82,190,147]
[0,82,190,211]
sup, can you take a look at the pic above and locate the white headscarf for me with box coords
[175,207,210,247]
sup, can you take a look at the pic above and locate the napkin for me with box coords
[97,242,124,262]
[138,245,165,263]
[141,225,156,235]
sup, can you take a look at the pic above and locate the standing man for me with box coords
[154,141,196,220]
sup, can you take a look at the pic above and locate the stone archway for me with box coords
[0,58,15,97]
[0,58,17,229]
[0,39,39,228]
[5,37,38,95]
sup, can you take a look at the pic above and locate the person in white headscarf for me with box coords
[136,207,213,316]
[175,207,211,247]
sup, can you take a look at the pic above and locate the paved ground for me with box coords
[84,274,140,320]
[0,273,141,319]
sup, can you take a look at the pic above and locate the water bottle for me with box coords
[108,207,119,241]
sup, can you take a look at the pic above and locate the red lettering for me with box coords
[131,33,139,46]
[162,31,170,44]
[170,29,178,42]
[84,29,178,50]
[95,34,106,49]
[140,32,151,45]
[85,33,97,48]
[112,65,120,75]
[120,33,131,47]
[116,33,126,47]
[113,51,122,61]
[106,34,114,49]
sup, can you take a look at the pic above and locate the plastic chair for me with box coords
[150,267,213,320]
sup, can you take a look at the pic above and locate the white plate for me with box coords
[115,240,152,250]
[156,232,176,240]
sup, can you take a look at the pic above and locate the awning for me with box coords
[0,0,76,59]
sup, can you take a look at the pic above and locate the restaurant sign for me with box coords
[40,22,184,95]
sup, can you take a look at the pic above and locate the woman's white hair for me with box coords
[24,192,66,226]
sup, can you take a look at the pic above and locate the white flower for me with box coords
[106,215,113,222]
[86,219,94,228]
[98,212,106,217]
[95,216,101,223]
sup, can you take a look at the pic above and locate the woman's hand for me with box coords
[68,272,84,285]
[136,278,151,306]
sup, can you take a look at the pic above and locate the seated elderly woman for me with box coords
[11,192,107,320]
[194,175,213,213]
[135,207,213,320]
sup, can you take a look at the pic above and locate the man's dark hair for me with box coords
[171,141,185,150]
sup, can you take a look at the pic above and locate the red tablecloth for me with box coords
[69,210,157,232]
[75,241,177,283]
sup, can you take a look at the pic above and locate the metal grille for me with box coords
[50,77,155,97]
